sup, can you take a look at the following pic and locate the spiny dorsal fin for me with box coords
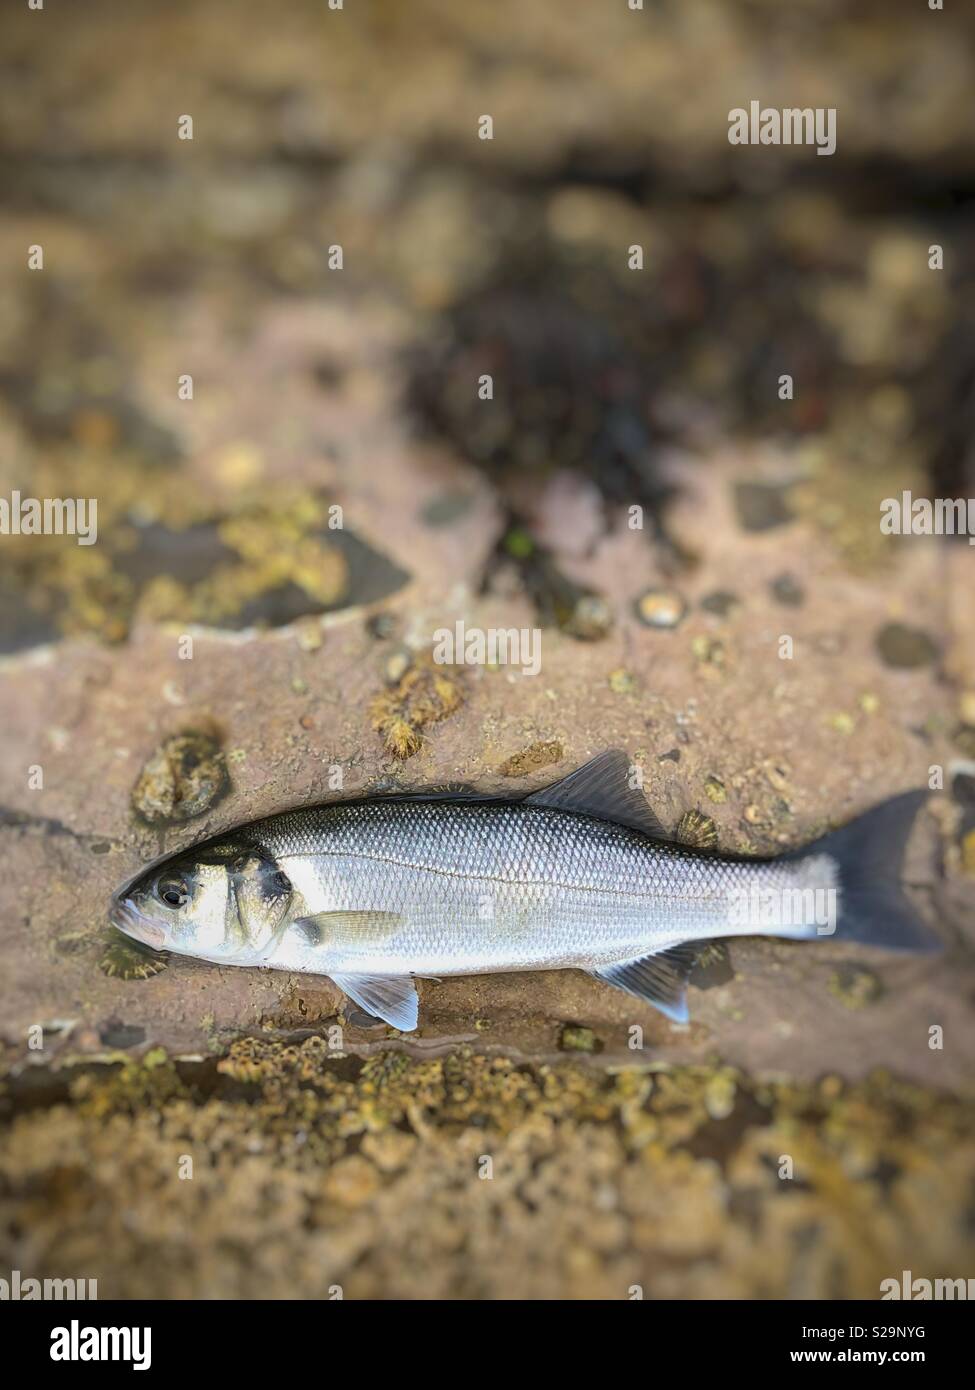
[592,942,702,1023]
[525,750,668,839]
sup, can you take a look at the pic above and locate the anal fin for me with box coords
[591,943,701,1023]
[332,973,419,1031]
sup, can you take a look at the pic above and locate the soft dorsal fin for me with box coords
[525,750,668,839]
[591,942,702,1023]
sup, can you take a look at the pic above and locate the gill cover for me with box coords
[223,851,293,953]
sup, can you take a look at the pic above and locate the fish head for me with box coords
[109,844,294,960]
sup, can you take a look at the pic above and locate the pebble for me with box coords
[733,481,794,532]
[565,594,613,640]
[770,573,804,606]
[384,648,412,684]
[634,588,687,629]
[700,590,740,618]
[366,612,397,640]
[875,623,938,670]
[296,619,324,653]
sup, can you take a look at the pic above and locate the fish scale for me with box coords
[110,751,936,1030]
[245,800,820,977]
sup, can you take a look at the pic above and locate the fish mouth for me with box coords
[109,898,167,950]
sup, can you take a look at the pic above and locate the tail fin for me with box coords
[802,790,940,953]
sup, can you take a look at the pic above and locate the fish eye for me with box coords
[272,870,292,894]
[156,875,189,909]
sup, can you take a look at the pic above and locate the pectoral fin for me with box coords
[332,973,419,1031]
[591,943,701,1023]
[292,910,402,945]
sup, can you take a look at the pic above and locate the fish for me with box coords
[109,750,939,1031]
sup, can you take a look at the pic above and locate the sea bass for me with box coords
[109,751,938,1030]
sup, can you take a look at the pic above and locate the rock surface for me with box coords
[2,0,974,1301]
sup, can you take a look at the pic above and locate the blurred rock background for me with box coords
[0,0,973,1299]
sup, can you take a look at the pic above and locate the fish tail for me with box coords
[798,789,940,953]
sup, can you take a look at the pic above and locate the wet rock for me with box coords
[733,481,794,532]
[951,772,975,807]
[608,667,637,694]
[421,491,475,526]
[961,830,975,876]
[827,711,856,735]
[98,1019,147,1049]
[344,1007,387,1030]
[295,618,324,653]
[0,576,64,654]
[5,1042,975,1299]
[764,763,790,792]
[634,588,687,630]
[953,727,975,759]
[876,623,938,670]
[829,964,884,1010]
[130,730,229,824]
[770,573,805,607]
[498,741,563,778]
[408,287,667,523]
[56,931,90,957]
[511,549,613,640]
[700,590,741,618]
[690,942,734,989]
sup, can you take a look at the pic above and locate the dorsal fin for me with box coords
[524,750,668,839]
